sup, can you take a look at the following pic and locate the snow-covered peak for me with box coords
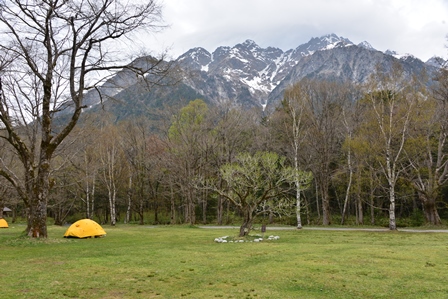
[295,33,354,56]
[234,39,265,56]
[321,33,344,44]
[321,33,353,47]
[358,41,375,51]
[177,47,210,62]
[176,47,212,71]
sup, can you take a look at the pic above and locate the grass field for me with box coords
[1,224,448,299]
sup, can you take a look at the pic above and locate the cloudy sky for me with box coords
[142,0,448,62]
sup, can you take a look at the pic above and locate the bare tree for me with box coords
[120,118,167,225]
[167,99,212,225]
[0,0,169,237]
[360,64,417,230]
[273,84,311,229]
[403,68,448,224]
[62,114,102,220]
[299,79,347,225]
[210,105,258,224]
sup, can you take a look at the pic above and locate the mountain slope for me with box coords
[268,44,435,106]
[81,33,440,118]
[176,33,437,110]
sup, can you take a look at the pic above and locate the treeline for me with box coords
[2,64,448,228]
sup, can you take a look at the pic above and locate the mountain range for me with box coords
[83,33,442,118]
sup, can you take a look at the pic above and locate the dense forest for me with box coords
[2,62,447,231]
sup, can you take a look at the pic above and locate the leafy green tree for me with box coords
[209,151,310,237]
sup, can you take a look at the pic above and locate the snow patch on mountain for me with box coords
[241,76,273,94]
[201,64,209,72]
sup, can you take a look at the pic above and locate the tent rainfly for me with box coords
[63,219,106,238]
[0,218,8,228]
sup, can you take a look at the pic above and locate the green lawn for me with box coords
[0,224,447,298]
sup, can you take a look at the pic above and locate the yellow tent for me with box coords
[0,218,8,228]
[63,219,106,238]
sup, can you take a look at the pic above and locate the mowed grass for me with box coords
[1,224,448,299]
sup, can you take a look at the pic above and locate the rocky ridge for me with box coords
[84,33,443,113]
[176,33,439,109]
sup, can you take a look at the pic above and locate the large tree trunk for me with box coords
[27,197,48,238]
[421,194,441,225]
[27,163,50,238]
[239,210,254,237]
[321,182,331,225]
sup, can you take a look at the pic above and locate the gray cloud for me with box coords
[148,0,448,61]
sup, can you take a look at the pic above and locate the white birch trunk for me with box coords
[369,85,413,231]
[295,155,302,229]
